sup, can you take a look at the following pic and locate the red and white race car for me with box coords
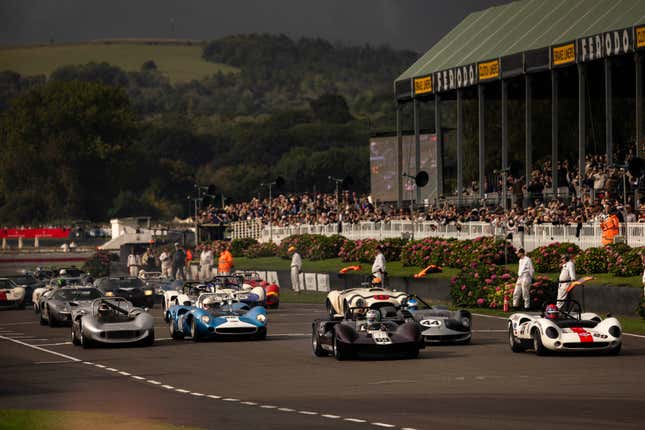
[237,271,280,309]
[508,299,622,355]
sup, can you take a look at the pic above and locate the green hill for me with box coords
[0,41,238,83]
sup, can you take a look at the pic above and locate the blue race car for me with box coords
[166,292,267,341]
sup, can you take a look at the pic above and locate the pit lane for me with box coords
[1,302,645,430]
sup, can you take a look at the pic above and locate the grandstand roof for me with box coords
[396,0,645,99]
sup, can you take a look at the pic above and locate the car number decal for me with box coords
[421,319,442,328]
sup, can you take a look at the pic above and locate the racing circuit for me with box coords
[2,299,645,430]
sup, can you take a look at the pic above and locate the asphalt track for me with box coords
[2,301,645,430]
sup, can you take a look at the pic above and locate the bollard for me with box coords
[34,236,39,248]
[18,236,23,249]
[1,238,6,249]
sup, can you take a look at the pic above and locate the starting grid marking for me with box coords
[0,334,417,430]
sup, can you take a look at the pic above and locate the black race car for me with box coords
[312,301,424,360]
[94,276,155,308]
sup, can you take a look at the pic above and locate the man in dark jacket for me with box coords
[172,243,186,280]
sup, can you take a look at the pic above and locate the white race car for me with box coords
[0,278,26,309]
[326,286,408,318]
[508,300,622,355]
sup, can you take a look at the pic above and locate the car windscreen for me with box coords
[60,268,84,277]
[0,279,17,289]
[53,288,102,301]
[7,276,37,285]
[106,279,143,289]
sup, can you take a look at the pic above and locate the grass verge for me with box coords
[0,410,203,430]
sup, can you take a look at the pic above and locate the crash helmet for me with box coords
[97,302,112,318]
[372,277,382,286]
[59,269,67,276]
[545,304,559,319]
[202,295,219,309]
[407,298,418,311]
[366,309,381,325]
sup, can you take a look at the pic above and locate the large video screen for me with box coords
[369,133,437,203]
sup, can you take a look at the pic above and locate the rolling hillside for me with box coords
[0,40,238,83]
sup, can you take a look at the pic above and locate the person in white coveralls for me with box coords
[372,245,386,283]
[199,244,214,281]
[557,254,576,309]
[289,246,302,292]
[127,250,141,277]
[513,248,534,310]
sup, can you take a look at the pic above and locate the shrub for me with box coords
[81,251,118,277]
[576,247,609,274]
[400,238,458,267]
[339,238,407,263]
[609,247,645,277]
[231,238,258,257]
[244,242,279,258]
[528,242,580,272]
[278,234,345,260]
[450,262,515,307]
[402,236,515,269]
[605,242,631,273]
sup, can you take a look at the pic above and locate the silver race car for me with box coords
[39,287,102,326]
[404,296,472,344]
[71,297,154,348]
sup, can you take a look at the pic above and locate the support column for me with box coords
[525,74,532,184]
[457,89,464,207]
[413,98,421,203]
[578,63,586,180]
[636,53,642,157]
[605,58,613,165]
[501,80,509,209]
[396,104,403,208]
[552,69,559,196]
[478,84,485,199]
[435,94,443,199]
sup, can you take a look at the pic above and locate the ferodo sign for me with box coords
[434,63,477,93]
[578,27,633,62]
[637,25,645,51]
[413,75,433,95]
[477,59,500,81]
[552,42,576,67]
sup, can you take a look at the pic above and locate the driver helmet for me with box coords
[97,302,112,319]
[366,309,381,325]
[407,298,418,311]
[59,269,67,276]
[545,304,559,319]
[372,277,382,286]
[202,295,218,309]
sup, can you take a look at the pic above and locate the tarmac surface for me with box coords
[2,300,645,430]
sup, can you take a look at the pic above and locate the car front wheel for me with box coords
[532,329,547,356]
[509,327,524,352]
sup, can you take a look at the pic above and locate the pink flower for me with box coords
[485,278,492,284]
[476,298,485,306]
[501,273,511,280]
[460,285,467,291]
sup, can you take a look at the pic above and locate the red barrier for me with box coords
[0,228,71,239]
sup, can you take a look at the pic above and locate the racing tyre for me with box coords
[312,328,326,357]
[256,329,267,341]
[80,325,94,349]
[332,334,349,361]
[607,343,621,355]
[509,327,524,352]
[142,331,155,347]
[532,329,548,356]
[47,310,57,327]
[326,300,335,319]
[191,318,201,342]
[71,325,81,346]
[39,311,47,326]
[406,348,420,359]
[169,320,184,340]
[33,302,39,314]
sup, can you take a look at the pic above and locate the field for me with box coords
[0,41,238,83]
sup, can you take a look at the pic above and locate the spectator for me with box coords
[127,250,140,277]
[199,244,213,281]
[159,247,172,278]
[372,244,386,281]
[217,243,234,275]
[289,246,302,292]
[172,243,186,280]
[513,248,534,310]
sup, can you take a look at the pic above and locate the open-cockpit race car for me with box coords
[39,286,102,326]
[71,297,154,348]
[166,292,267,341]
[508,299,622,355]
[236,271,280,309]
[312,299,424,360]
[405,295,472,344]
[325,286,408,319]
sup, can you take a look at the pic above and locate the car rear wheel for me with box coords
[406,348,420,359]
[142,331,155,346]
[39,309,47,325]
[312,327,326,357]
[169,320,184,340]
[332,334,349,361]
[326,300,334,319]
[33,302,39,314]
[71,324,81,346]
[47,309,57,327]
[80,325,93,349]
[532,329,547,356]
[509,327,524,352]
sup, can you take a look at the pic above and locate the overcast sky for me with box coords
[0,0,514,52]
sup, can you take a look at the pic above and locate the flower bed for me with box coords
[450,262,516,308]
[277,234,345,260]
[339,238,406,263]
[401,236,515,269]
[231,238,258,257]
[576,247,609,274]
[609,247,645,277]
[81,251,118,277]
[244,242,279,258]
[528,242,580,273]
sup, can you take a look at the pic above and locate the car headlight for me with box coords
[200,315,211,324]
[144,290,153,296]
[545,327,559,339]
[461,317,470,328]
[256,314,266,323]
[608,326,621,338]
[105,291,114,297]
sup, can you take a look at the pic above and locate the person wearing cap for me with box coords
[600,207,620,245]
[372,245,386,282]
[217,243,234,275]
[172,243,186,280]
[289,246,302,292]
[557,254,576,309]
[513,248,534,310]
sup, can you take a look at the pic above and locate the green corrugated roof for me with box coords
[397,0,645,82]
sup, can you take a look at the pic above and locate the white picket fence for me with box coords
[229,220,645,252]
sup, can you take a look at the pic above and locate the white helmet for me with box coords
[59,269,67,276]
[366,309,381,325]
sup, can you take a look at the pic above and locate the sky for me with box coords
[0,0,514,52]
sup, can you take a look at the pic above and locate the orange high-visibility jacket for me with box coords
[218,250,234,273]
[601,214,620,246]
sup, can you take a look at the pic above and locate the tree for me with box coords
[309,93,353,123]
[0,80,137,222]
[141,60,158,71]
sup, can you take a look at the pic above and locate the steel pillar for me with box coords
[605,58,613,165]
[501,80,509,209]
[396,104,403,208]
[552,69,559,195]
[478,84,485,199]
[435,95,443,198]
[457,89,464,207]
[525,74,532,184]
[413,98,421,203]
[636,53,642,157]
[578,63,586,180]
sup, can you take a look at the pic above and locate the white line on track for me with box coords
[0,334,407,430]
[38,342,72,346]
[268,333,308,337]
[34,360,75,364]
[472,329,506,333]
[0,335,80,362]
[0,321,37,326]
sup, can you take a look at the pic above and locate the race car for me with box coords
[94,276,155,308]
[236,271,280,309]
[71,297,155,348]
[5,273,42,305]
[0,278,26,309]
[404,296,471,344]
[325,286,408,318]
[210,275,266,308]
[312,301,423,360]
[32,274,86,312]
[166,292,268,341]
[162,281,212,314]
[508,299,622,355]
[39,286,102,326]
